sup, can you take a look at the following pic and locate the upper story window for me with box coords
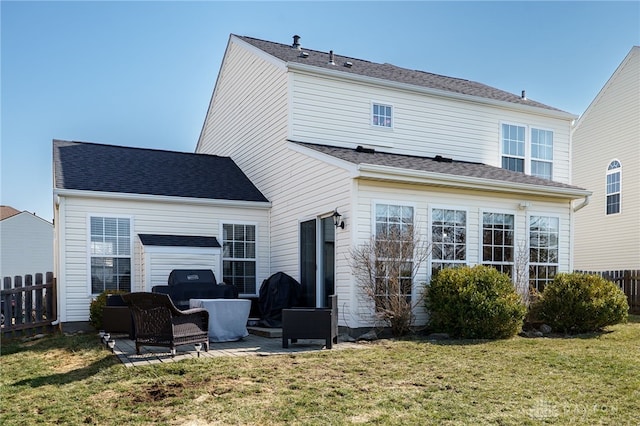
[372,103,392,128]
[89,216,131,295]
[531,129,553,180]
[501,124,525,172]
[606,160,621,215]
[501,124,554,179]
[223,223,257,295]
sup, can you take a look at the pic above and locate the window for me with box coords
[431,208,466,274]
[223,223,256,295]
[531,129,553,179]
[501,124,525,172]
[90,216,131,294]
[606,160,621,215]
[482,212,515,276]
[374,204,414,309]
[501,124,554,179]
[372,103,392,128]
[529,215,559,292]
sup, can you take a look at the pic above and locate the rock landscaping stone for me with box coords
[357,330,378,341]
[540,324,552,334]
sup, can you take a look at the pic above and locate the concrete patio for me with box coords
[104,330,363,367]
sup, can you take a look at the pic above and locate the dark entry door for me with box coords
[299,217,335,308]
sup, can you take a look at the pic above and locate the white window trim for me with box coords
[371,200,417,300]
[428,205,469,276]
[371,200,417,237]
[530,126,554,180]
[220,220,259,297]
[500,122,555,180]
[605,159,622,215]
[526,212,560,292]
[86,213,134,297]
[478,209,518,280]
[370,101,394,130]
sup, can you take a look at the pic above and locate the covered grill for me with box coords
[168,269,217,286]
[152,269,237,310]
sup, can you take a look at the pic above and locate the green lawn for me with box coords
[1,317,639,425]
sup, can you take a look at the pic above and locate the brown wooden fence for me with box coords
[575,269,640,314]
[1,272,57,338]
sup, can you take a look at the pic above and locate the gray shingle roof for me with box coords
[53,140,269,202]
[292,141,587,193]
[138,234,221,247]
[236,35,564,113]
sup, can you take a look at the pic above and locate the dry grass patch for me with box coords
[1,317,639,425]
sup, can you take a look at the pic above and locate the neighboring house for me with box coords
[0,205,53,279]
[196,34,591,331]
[572,46,640,271]
[53,140,270,329]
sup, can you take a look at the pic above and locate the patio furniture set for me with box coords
[102,270,338,356]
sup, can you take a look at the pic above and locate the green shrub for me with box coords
[531,273,628,333]
[425,265,527,339]
[89,290,127,330]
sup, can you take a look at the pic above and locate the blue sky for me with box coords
[1,1,639,222]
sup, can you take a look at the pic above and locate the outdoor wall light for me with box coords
[519,201,532,210]
[332,208,345,229]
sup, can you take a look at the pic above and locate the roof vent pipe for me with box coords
[292,35,301,50]
[521,90,527,100]
[328,50,335,65]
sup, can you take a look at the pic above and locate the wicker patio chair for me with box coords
[122,292,210,356]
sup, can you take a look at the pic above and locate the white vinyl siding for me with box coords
[289,71,572,183]
[193,36,580,330]
[572,47,640,270]
[139,245,222,291]
[355,181,573,327]
[196,38,354,326]
[55,195,269,323]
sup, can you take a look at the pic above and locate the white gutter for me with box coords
[53,189,272,209]
[356,163,592,200]
[573,195,591,212]
[286,62,578,121]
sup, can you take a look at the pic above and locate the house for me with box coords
[53,34,592,332]
[53,140,270,330]
[195,34,591,331]
[0,205,53,279]
[572,46,640,271]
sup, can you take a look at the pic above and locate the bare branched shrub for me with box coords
[514,239,533,306]
[350,226,430,336]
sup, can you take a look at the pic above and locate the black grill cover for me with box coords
[168,269,217,286]
[258,272,302,327]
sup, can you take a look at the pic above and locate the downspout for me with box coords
[573,195,590,212]
[50,194,62,326]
